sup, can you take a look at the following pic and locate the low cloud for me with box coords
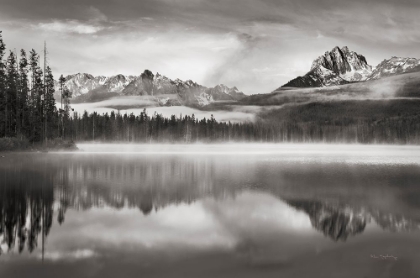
[35,20,103,34]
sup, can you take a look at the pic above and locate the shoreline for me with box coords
[0,138,78,153]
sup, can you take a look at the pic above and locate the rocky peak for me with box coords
[65,73,94,81]
[311,46,371,78]
[284,46,373,88]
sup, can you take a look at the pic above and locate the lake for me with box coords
[1,144,420,278]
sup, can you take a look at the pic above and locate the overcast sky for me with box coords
[1,0,420,94]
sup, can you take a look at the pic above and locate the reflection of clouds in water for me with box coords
[44,191,314,262]
[50,202,236,251]
[204,192,312,232]
[38,249,97,261]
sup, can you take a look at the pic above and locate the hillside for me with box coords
[236,71,420,144]
[242,71,420,106]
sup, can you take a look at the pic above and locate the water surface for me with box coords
[1,144,420,278]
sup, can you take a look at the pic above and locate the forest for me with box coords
[0,31,71,147]
[1,30,420,147]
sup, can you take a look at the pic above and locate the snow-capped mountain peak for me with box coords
[310,46,372,82]
[368,56,420,80]
[282,46,420,89]
[57,70,246,106]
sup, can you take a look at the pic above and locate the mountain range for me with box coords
[282,46,420,88]
[55,46,420,108]
[55,71,246,106]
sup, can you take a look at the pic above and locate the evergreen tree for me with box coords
[0,31,6,137]
[29,49,44,142]
[5,51,19,137]
[62,87,72,138]
[58,74,65,108]
[18,49,30,139]
[44,66,56,139]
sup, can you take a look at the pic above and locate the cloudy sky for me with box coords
[1,0,420,94]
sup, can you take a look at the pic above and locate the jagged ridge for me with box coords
[56,71,246,106]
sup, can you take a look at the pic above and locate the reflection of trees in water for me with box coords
[0,158,240,254]
[54,157,241,215]
[1,157,420,254]
[0,169,54,255]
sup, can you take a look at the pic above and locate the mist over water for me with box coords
[67,99,255,123]
[75,143,420,164]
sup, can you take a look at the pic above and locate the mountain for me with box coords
[60,73,101,96]
[122,73,246,104]
[282,46,420,89]
[55,73,136,97]
[57,71,245,106]
[206,84,246,101]
[368,56,420,80]
[283,46,372,88]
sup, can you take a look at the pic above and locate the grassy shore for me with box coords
[0,137,78,152]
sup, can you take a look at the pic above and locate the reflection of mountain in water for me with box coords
[373,211,420,232]
[1,156,420,254]
[286,199,420,241]
[286,200,368,241]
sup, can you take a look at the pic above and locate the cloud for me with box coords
[67,100,256,123]
[35,20,103,34]
[2,0,420,94]
[85,6,108,22]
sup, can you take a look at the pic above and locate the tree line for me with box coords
[66,108,420,144]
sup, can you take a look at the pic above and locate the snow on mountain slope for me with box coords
[103,74,137,93]
[368,57,420,80]
[58,70,246,106]
[283,46,373,88]
[282,46,420,89]
[55,73,138,97]
[59,73,100,96]
[311,46,372,82]
[283,65,348,88]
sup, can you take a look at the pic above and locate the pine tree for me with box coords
[18,49,30,139]
[29,49,44,142]
[62,86,72,139]
[5,51,19,137]
[44,66,56,139]
[0,31,6,137]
